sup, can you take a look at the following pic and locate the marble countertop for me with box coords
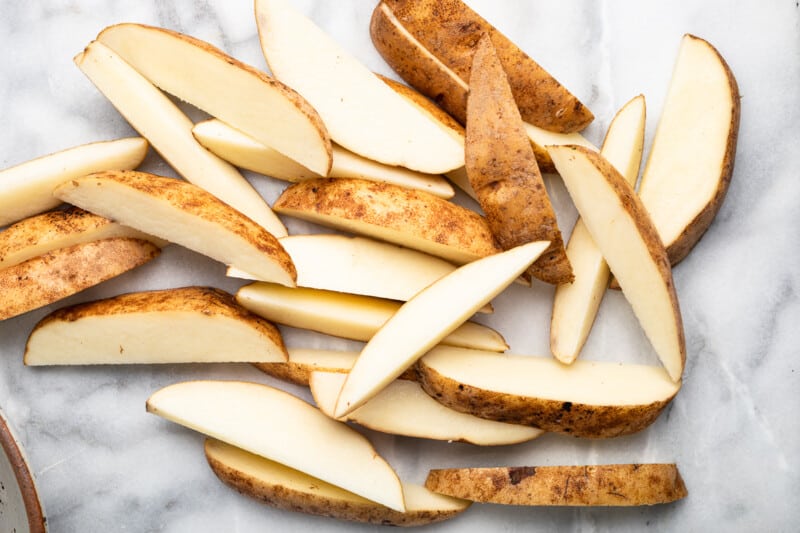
[0,1,797,531]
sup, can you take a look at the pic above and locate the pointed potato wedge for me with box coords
[24,287,287,365]
[547,146,685,381]
[425,464,687,505]
[0,238,159,321]
[0,138,147,227]
[146,380,405,511]
[417,346,680,438]
[55,170,296,286]
[205,439,469,526]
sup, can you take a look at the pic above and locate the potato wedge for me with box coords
[274,178,501,264]
[371,0,593,133]
[55,170,296,287]
[425,464,687,506]
[24,287,287,365]
[466,35,571,285]
[205,439,470,526]
[0,138,147,227]
[417,346,680,438]
[0,238,159,321]
[147,380,405,511]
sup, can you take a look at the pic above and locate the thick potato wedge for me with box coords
[425,464,687,506]
[0,238,159,321]
[24,287,287,365]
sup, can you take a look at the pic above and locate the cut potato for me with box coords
[334,241,549,418]
[255,0,463,174]
[0,137,147,227]
[425,464,687,506]
[547,146,685,381]
[24,287,287,365]
[638,34,740,265]
[0,207,164,271]
[235,283,506,352]
[147,380,405,511]
[192,119,454,198]
[74,41,287,237]
[0,238,159,321]
[551,95,646,363]
[417,346,680,438]
[55,170,296,287]
[97,23,332,176]
[274,178,501,264]
[205,439,470,526]
[311,371,542,446]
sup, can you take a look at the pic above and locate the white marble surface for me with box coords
[0,0,798,531]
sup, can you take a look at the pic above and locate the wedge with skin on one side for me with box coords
[55,170,296,287]
[146,381,405,511]
[550,95,646,363]
[255,0,463,174]
[334,241,549,418]
[0,138,148,227]
[74,41,287,237]
[547,146,685,381]
[24,287,287,365]
[205,439,469,526]
[417,346,681,438]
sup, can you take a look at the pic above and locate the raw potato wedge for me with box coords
[235,283,507,352]
[74,41,287,237]
[24,287,287,365]
[547,146,685,381]
[97,23,332,176]
[146,380,405,511]
[551,95,646,363]
[255,0,463,174]
[638,34,740,265]
[192,119,454,198]
[0,207,164,271]
[55,170,296,287]
[274,178,501,264]
[425,464,688,506]
[371,0,593,133]
[417,346,681,438]
[0,137,147,227]
[205,439,470,526]
[0,238,159,321]
[334,241,549,418]
[466,35,571,285]
[311,371,543,446]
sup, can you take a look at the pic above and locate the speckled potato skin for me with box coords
[371,0,593,133]
[416,360,678,438]
[466,36,572,285]
[0,238,159,321]
[425,464,688,506]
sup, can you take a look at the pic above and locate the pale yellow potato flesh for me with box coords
[0,138,147,227]
[255,0,464,174]
[24,287,287,365]
[310,371,542,446]
[235,283,506,352]
[548,146,685,381]
[550,96,646,363]
[205,439,469,526]
[146,381,405,511]
[334,241,549,418]
[74,41,287,237]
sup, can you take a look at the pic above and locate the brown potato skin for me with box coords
[416,360,677,438]
[372,0,593,133]
[0,238,159,321]
[254,360,416,386]
[425,464,687,506]
[466,36,572,285]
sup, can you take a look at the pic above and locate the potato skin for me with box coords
[425,464,688,506]
[254,361,416,386]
